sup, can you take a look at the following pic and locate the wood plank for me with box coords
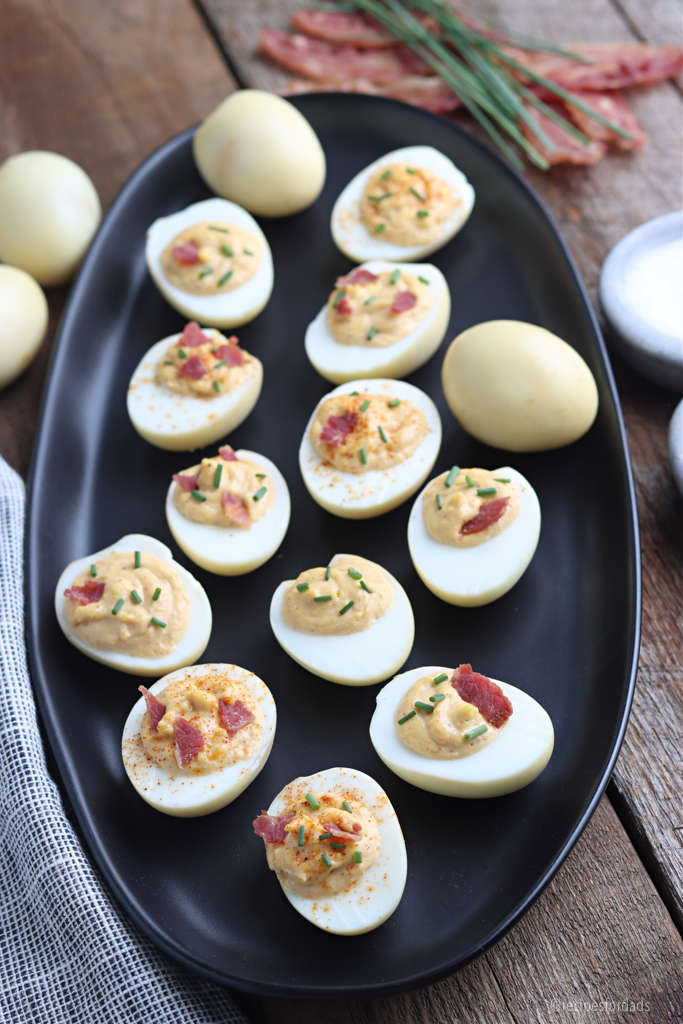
[0,0,236,478]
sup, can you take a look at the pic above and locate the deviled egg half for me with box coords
[331,145,475,264]
[146,197,273,327]
[127,321,262,451]
[270,553,414,686]
[408,466,540,606]
[370,664,554,798]
[300,378,441,519]
[253,766,407,934]
[305,260,450,384]
[56,534,212,677]
[122,663,276,816]
[166,444,290,575]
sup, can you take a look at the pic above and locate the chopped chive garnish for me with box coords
[305,793,320,810]
[388,398,400,408]
[464,724,488,741]
[218,270,233,286]
[380,169,391,179]
[378,425,387,443]
[436,494,442,510]
[208,225,229,232]
[331,842,346,850]
[220,244,234,257]
[465,475,476,488]
[364,295,377,305]
[374,223,385,234]
[360,399,370,412]
[354,851,362,864]
[243,248,254,256]
[494,477,511,483]
[253,486,267,501]
[405,167,416,174]
[211,346,217,354]
[151,617,167,628]
[90,564,97,577]
[296,582,310,592]
[339,600,354,615]
[398,710,416,724]
[477,487,497,496]
[319,832,333,839]
[177,348,187,358]
[213,464,222,488]
[445,467,460,487]
[134,551,141,569]
[349,390,359,396]
[213,380,221,393]
[332,289,345,308]
[112,599,124,615]
[430,693,446,703]
[417,210,429,218]
[415,701,434,713]
[409,186,426,202]
[433,673,449,685]
[255,473,266,478]
[213,359,227,369]
[314,595,332,602]
[347,567,362,580]
[191,490,206,502]
[418,275,430,284]
[343,800,352,813]
[390,268,400,285]
[298,825,305,847]
[130,590,142,605]
[321,854,332,868]
[325,565,331,580]
[152,588,161,601]
[359,448,367,465]
[368,192,393,202]
[164,360,173,365]
[360,580,372,594]
[366,327,377,341]
[199,267,214,278]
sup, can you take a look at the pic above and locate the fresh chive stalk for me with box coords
[348,567,362,580]
[213,464,223,488]
[390,268,400,285]
[359,448,367,465]
[360,399,370,412]
[130,590,142,605]
[415,700,435,713]
[388,398,400,408]
[298,825,305,847]
[339,600,355,615]
[445,466,460,487]
[378,425,388,442]
[465,475,476,488]
[477,487,497,496]
[253,486,267,501]
[436,494,442,510]
[314,594,332,602]
[494,477,511,483]
[151,617,166,628]
[321,854,332,868]
[305,793,320,810]
[430,693,446,703]
[464,723,488,740]
[90,564,97,577]
[354,851,363,864]
[433,672,449,685]
[343,801,353,813]
[112,599,124,615]
[297,582,310,592]
[360,580,373,594]
[152,588,161,601]
[134,551,141,569]
[218,270,233,286]
[366,327,378,341]
[398,710,416,724]
[220,244,234,257]
[191,490,206,502]
[213,380,221,393]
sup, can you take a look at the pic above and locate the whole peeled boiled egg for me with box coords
[442,320,599,451]
[305,260,451,384]
[253,766,407,934]
[122,662,276,816]
[331,145,474,264]
[0,265,48,390]
[146,197,273,327]
[300,378,441,519]
[55,534,212,677]
[127,321,262,451]
[408,465,540,606]
[370,664,554,798]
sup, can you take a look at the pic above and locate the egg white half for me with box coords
[305,261,451,384]
[126,331,263,451]
[269,554,414,686]
[264,766,407,935]
[165,449,291,575]
[122,663,276,816]
[146,197,274,327]
[300,378,441,519]
[55,534,212,677]
[331,146,475,264]
[408,466,540,606]
[370,666,554,798]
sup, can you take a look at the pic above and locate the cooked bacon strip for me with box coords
[181,321,209,347]
[172,240,200,265]
[138,685,166,731]
[282,75,461,114]
[323,821,362,839]
[253,811,295,844]
[215,338,245,366]
[452,664,513,728]
[336,268,379,287]
[172,471,200,493]
[64,581,105,605]
[319,411,358,446]
[335,297,353,316]
[218,445,238,462]
[292,9,394,48]
[504,42,683,92]
[391,291,417,314]
[222,491,252,529]
[260,29,429,83]
[562,90,647,149]
[520,101,607,165]
[219,698,255,734]
[460,497,509,536]
[178,354,207,380]
[174,716,204,767]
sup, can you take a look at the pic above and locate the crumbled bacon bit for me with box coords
[214,342,246,366]
[335,297,353,316]
[222,491,251,529]
[336,268,379,287]
[172,240,200,265]
[64,581,105,605]
[174,716,204,767]
[322,821,362,839]
[219,698,255,734]
[391,290,417,314]
[172,471,200,493]
[460,497,509,536]
[319,411,357,446]
[181,321,209,347]
[452,664,513,728]
[253,811,296,844]
[138,685,166,731]
[178,354,206,380]
[218,445,238,462]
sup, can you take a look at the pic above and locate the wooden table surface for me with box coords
[1,1,681,1020]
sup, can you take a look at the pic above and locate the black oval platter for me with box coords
[26,95,640,998]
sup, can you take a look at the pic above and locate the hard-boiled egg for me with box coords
[127,324,262,451]
[331,145,474,264]
[254,766,407,934]
[370,665,554,798]
[408,466,540,606]
[305,260,450,384]
[146,198,273,327]
[122,663,276,816]
[300,378,441,519]
[0,265,48,390]
[270,553,414,686]
[55,534,211,677]
[165,447,291,575]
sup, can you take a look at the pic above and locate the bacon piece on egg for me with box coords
[178,354,207,380]
[218,445,238,462]
[174,716,205,767]
[64,581,105,605]
[319,411,358,446]
[336,268,379,287]
[172,471,200,493]
[172,240,200,265]
[222,491,252,529]
[452,664,513,728]
[460,497,509,536]
[181,321,209,347]
[391,291,417,314]
[219,698,255,734]
[138,686,166,731]
[253,811,296,844]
